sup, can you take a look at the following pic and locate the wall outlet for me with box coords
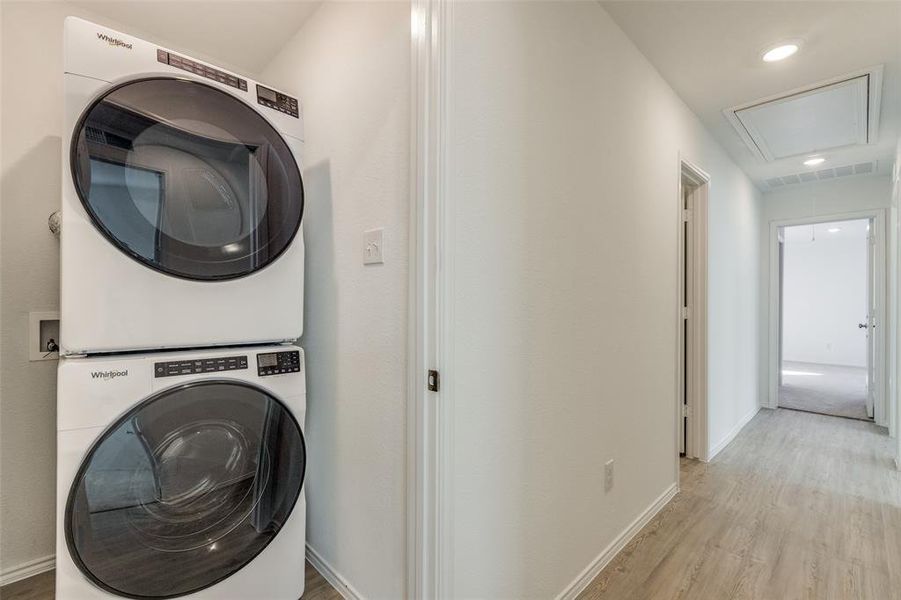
[604,459,614,493]
[363,228,384,265]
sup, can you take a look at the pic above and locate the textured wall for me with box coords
[447,3,762,596]
[1,3,66,574]
[261,3,410,598]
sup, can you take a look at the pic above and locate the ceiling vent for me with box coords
[724,66,883,162]
[765,161,878,189]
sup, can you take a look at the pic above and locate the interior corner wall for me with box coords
[1,2,70,576]
[447,2,761,597]
[759,175,894,404]
[259,3,410,598]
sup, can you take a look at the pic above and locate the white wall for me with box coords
[763,176,893,222]
[260,4,410,598]
[782,225,868,367]
[446,2,761,597]
[1,3,68,575]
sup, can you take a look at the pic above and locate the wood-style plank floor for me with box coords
[579,408,901,600]
[0,561,340,600]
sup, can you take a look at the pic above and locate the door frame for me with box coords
[675,158,710,467]
[767,209,889,428]
[409,0,453,598]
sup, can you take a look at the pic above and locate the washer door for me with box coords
[71,77,303,281]
[65,381,305,599]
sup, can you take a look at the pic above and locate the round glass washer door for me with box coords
[71,77,303,281]
[65,381,305,599]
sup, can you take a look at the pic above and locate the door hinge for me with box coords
[682,209,691,222]
[427,369,440,392]
[682,404,690,418]
[681,306,689,320]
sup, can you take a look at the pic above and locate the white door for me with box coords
[679,180,692,455]
[866,220,876,418]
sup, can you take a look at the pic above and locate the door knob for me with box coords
[859,323,869,329]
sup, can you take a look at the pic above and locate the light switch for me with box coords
[363,228,384,265]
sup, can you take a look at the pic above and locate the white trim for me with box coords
[409,0,452,598]
[675,157,710,467]
[554,483,679,600]
[766,209,889,427]
[306,544,364,600]
[707,406,761,461]
[0,554,55,587]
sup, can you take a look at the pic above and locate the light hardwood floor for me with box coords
[0,561,340,600]
[579,408,901,600]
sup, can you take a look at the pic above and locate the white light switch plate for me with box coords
[364,228,384,265]
[604,459,614,493]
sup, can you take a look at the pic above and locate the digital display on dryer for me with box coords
[258,353,278,368]
[257,350,301,376]
[258,87,277,102]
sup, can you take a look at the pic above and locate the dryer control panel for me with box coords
[157,49,248,91]
[257,350,301,377]
[154,355,248,378]
[256,85,299,118]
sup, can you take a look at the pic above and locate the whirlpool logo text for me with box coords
[91,370,128,380]
[96,33,133,50]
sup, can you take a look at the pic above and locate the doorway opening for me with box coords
[778,218,875,421]
[676,161,709,463]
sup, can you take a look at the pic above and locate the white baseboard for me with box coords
[707,405,761,461]
[306,544,364,600]
[555,482,679,600]
[0,554,55,587]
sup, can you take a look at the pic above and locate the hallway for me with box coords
[579,409,901,599]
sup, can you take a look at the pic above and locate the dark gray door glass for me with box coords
[72,77,303,280]
[66,381,305,599]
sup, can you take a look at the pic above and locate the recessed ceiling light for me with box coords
[827,227,841,233]
[803,157,826,167]
[762,43,799,63]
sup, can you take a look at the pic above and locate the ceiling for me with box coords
[783,218,870,243]
[67,1,322,76]
[601,1,901,189]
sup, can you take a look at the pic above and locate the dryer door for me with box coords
[65,381,305,599]
[71,77,303,281]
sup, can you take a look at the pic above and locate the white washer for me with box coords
[61,17,305,355]
[56,346,306,599]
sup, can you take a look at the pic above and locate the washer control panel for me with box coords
[256,85,299,118]
[157,49,248,91]
[155,355,248,378]
[257,350,301,377]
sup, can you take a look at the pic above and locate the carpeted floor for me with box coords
[779,360,870,420]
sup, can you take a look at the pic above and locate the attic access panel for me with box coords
[724,67,882,162]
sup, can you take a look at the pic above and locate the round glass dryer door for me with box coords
[71,77,303,281]
[66,381,305,599]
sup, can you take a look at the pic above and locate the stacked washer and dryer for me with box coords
[56,17,309,599]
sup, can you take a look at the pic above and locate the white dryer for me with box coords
[56,345,306,599]
[61,17,305,355]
